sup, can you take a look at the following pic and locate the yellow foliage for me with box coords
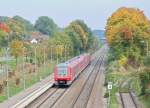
[10,40,24,57]
[106,7,150,46]
[118,56,128,66]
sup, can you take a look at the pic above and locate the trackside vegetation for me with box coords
[105,7,150,108]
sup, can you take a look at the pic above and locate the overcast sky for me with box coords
[0,0,150,30]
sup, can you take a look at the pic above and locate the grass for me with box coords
[139,96,150,108]
[1,57,23,70]
[105,59,141,108]
[107,86,119,108]
[0,61,55,102]
[0,95,7,102]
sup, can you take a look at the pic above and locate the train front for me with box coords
[54,63,71,86]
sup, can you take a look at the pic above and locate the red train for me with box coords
[54,53,91,86]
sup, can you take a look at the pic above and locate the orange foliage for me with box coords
[0,22,10,33]
[121,27,132,40]
[106,7,150,45]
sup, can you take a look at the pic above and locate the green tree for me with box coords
[13,15,35,34]
[49,32,73,60]
[64,20,94,53]
[35,16,58,36]
[0,30,8,47]
[64,26,82,55]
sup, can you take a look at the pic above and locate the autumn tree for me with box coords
[10,40,24,65]
[106,7,150,62]
[0,22,10,47]
[0,16,30,41]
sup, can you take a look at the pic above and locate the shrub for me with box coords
[104,92,109,98]
[15,77,20,86]
[118,55,128,67]
[0,82,4,94]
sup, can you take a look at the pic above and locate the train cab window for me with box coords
[58,67,68,77]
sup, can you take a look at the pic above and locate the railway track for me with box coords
[26,46,107,108]
[71,54,105,108]
[119,92,138,108]
[52,47,107,108]
[26,59,93,108]
[25,46,106,108]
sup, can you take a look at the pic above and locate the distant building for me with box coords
[30,38,38,44]
[28,32,49,43]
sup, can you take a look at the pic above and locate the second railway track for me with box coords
[71,54,105,108]
[119,92,138,108]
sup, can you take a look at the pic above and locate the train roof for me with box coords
[56,53,89,67]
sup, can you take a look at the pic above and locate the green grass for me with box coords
[105,61,138,108]
[140,96,150,108]
[0,62,55,102]
[108,86,119,108]
[1,57,24,70]
[9,83,23,97]
[0,95,7,102]
[105,77,119,108]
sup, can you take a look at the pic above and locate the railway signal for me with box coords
[108,82,112,90]
[107,82,112,108]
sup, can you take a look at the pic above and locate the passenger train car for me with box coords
[54,54,90,86]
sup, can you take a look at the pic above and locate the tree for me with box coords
[0,16,35,41]
[10,40,24,65]
[0,30,8,47]
[48,32,73,60]
[35,16,58,36]
[13,16,35,35]
[64,20,94,53]
[106,7,150,61]
[64,26,82,55]
[0,22,10,47]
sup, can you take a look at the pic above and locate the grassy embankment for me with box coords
[0,57,55,102]
[104,50,143,108]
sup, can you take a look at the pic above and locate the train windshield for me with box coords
[58,67,68,77]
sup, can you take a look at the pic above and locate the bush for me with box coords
[0,82,4,94]
[143,56,150,66]
[3,80,7,87]
[104,92,109,98]
[139,67,150,95]
[15,77,20,86]
[118,55,128,67]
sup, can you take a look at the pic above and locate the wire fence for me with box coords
[0,45,74,102]
[0,43,99,102]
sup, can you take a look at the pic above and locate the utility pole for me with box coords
[51,46,53,63]
[34,46,37,82]
[6,48,9,99]
[57,45,59,64]
[44,47,46,74]
[23,47,26,90]
[65,45,67,61]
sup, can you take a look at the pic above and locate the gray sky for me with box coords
[0,0,150,30]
